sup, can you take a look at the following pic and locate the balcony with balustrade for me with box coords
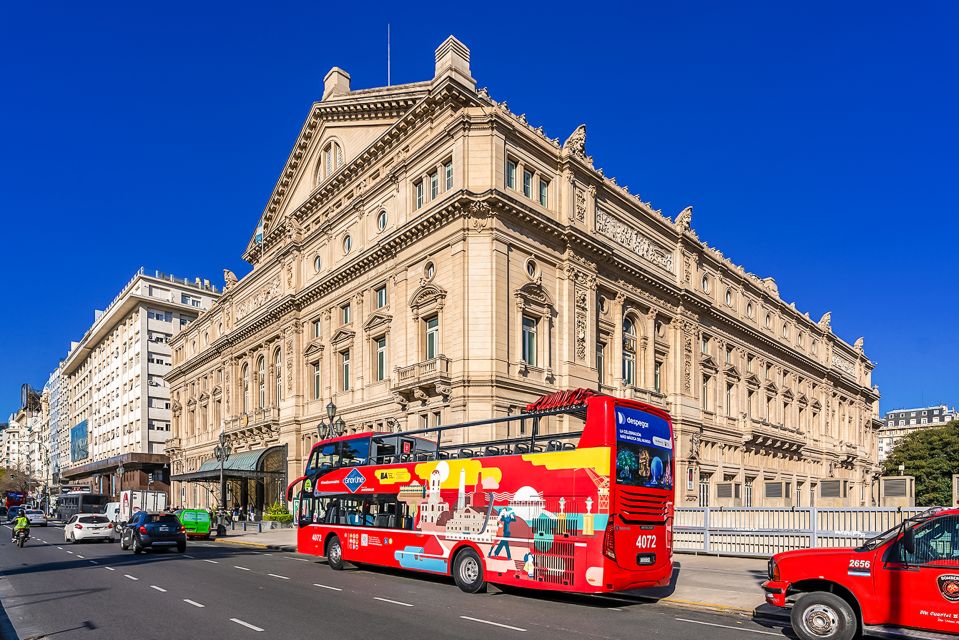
[392,355,451,404]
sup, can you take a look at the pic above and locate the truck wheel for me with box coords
[120,536,129,550]
[453,548,487,594]
[791,591,857,640]
[326,535,345,570]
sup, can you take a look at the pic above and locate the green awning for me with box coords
[171,446,285,483]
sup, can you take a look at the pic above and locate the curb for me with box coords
[212,538,297,552]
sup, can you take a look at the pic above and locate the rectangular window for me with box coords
[445,162,453,190]
[415,181,424,209]
[312,364,321,400]
[521,316,537,367]
[341,350,351,391]
[375,286,387,309]
[341,303,351,324]
[430,172,438,199]
[725,346,733,364]
[623,353,635,386]
[312,319,321,339]
[432,411,442,427]
[375,337,387,382]
[425,316,439,360]
[539,179,549,206]
[506,160,516,189]
[523,169,532,198]
[701,335,710,354]
[654,361,663,393]
[702,375,710,411]
[597,343,607,385]
[726,383,734,416]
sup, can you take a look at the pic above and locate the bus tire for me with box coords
[326,535,345,570]
[453,548,486,594]
[790,591,857,640]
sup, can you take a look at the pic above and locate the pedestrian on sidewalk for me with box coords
[247,505,255,522]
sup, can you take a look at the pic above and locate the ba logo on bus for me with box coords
[342,468,367,493]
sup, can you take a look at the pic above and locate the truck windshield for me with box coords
[857,523,905,551]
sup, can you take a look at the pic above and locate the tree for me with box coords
[0,466,40,495]
[883,421,959,507]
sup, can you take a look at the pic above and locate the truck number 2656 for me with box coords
[637,535,657,549]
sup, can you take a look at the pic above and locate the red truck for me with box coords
[763,507,959,639]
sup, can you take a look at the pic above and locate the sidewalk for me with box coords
[213,528,780,619]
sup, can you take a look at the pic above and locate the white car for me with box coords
[24,509,47,526]
[64,513,115,543]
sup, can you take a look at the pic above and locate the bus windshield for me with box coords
[307,437,371,473]
[614,405,673,490]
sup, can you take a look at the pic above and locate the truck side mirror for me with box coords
[902,528,916,556]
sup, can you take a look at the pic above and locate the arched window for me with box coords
[273,348,283,404]
[257,356,266,409]
[241,364,250,413]
[322,141,344,180]
[622,317,637,386]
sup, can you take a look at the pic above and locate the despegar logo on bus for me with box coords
[938,574,959,602]
[342,468,367,493]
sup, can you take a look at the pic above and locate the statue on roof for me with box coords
[223,269,238,293]
[854,337,864,352]
[563,124,587,157]
[818,311,832,332]
[675,206,693,233]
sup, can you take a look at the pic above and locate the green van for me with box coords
[176,509,212,539]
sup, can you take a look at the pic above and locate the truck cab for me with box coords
[763,507,959,640]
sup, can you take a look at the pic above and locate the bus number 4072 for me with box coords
[637,535,657,549]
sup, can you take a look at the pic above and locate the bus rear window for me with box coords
[614,406,673,490]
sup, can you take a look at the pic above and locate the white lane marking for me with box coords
[230,618,263,632]
[151,585,167,592]
[267,573,289,580]
[203,559,219,564]
[124,574,139,581]
[285,556,310,562]
[105,567,115,571]
[183,599,205,608]
[56,546,63,550]
[675,618,780,636]
[234,565,250,571]
[77,555,85,558]
[313,583,342,591]
[66,551,74,555]
[608,608,623,611]
[374,597,413,607]
[89,560,98,565]
[460,616,526,632]
[184,554,195,558]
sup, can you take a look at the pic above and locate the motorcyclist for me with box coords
[12,510,29,543]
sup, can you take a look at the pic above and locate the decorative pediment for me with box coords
[744,373,762,389]
[329,327,356,347]
[514,279,553,309]
[211,386,222,398]
[303,339,326,359]
[409,281,447,317]
[797,393,809,407]
[198,392,210,405]
[782,388,795,402]
[363,311,393,334]
[764,380,779,394]
[700,355,719,373]
[723,364,742,380]
[186,397,197,408]
[810,398,822,411]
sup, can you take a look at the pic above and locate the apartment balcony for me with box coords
[392,356,451,405]
[742,418,805,455]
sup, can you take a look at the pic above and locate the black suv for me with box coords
[120,511,186,553]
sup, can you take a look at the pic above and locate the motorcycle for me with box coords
[14,529,29,548]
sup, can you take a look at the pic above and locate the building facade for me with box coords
[879,405,957,462]
[166,37,881,512]
[60,269,219,496]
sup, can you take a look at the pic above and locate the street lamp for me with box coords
[214,429,232,512]
[116,464,125,498]
[318,402,346,441]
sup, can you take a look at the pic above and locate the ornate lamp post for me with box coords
[318,401,346,441]
[116,464,125,498]
[214,430,232,511]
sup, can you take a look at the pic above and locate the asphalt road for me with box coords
[0,523,793,640]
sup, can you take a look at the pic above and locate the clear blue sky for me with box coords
[1,1,956,418]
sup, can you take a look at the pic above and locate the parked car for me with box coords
[24,509,47,527]
[64,513,114,543]
[120,511,186,553]
[176,509,212,539]
[102,501,121,524]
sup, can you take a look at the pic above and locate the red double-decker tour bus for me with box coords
[286,389,674,594]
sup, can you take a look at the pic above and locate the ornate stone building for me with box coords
[166,36,881,512]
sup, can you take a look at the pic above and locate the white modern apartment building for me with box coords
[60,269,219,496]
[878,404,958,462]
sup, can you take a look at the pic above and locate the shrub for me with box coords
[263,501,294,524]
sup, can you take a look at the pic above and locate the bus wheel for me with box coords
[453,548,487,594]
[326,535,345,570]
[790,591,857,640]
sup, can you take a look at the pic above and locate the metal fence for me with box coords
[674,507,930,557]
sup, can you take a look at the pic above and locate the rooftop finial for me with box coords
[433,36,475,90]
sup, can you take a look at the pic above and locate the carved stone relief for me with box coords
[235,276,281,323]
[596,210,673,272]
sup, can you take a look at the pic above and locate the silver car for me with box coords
[24,509,47,527]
